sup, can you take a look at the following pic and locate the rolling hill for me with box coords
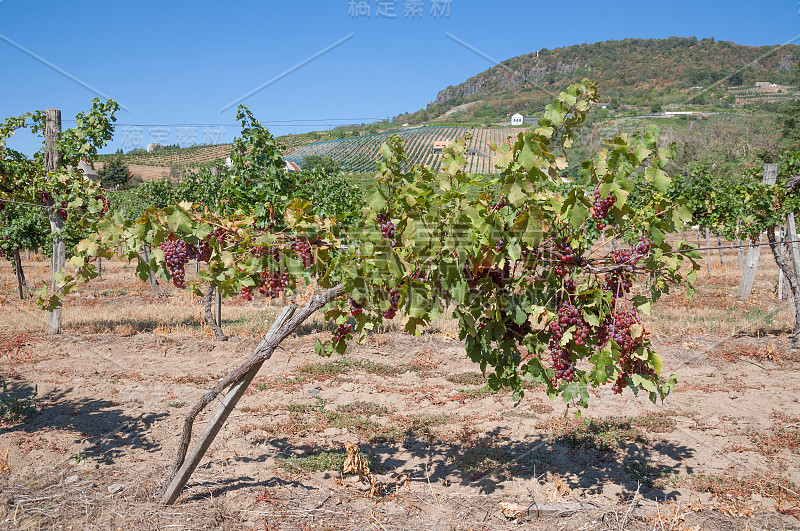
[394,36,800,124]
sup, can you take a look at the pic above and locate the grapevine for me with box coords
[54,82,697,410]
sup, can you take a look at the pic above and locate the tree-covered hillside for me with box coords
[394,37,799,123]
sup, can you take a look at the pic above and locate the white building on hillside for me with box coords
[511,113,524,126]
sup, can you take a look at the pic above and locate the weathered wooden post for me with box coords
[141,246,160,297]
[787,214,800,279]
[45,109,65,335]
[738,164,778,299]
[779,227,785,300]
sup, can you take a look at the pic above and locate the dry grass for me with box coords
[679,472,800,504]
[536,416,649,451]
[639,231,795,338]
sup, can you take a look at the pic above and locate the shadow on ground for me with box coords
[0,379,167,464]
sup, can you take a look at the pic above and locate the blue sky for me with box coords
[1,0,799,155]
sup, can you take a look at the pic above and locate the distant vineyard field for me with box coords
[100,127,527,173]
[285,127,529,174]
[101,134,320,167]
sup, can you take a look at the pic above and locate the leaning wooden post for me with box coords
[738,164,778,299]
[160,284,344,505]
[45,109,65,335]
[716,233,724,265]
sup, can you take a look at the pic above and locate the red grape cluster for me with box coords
[613,237,652,266]
[94,195,110,214]
[376,213,396,242]
[556,239,578,263]
[258,270,291,298]
[195,240,212,263]
[241,286,254,301]
[490,194,507,211]
[603,237,653,299]
[295,240,313,268]
[349,298,363,316]
[598,308,654,394]
[39,191,52,205]
[59,201,68,222]
[563,277,576,293]
[211,227,228,246]
[603,270,633,297]
[332,323,353,343]
[612,248,634,265]
[159,239,198,288]
[547,302,592,383]
[382,288,400,319]
[591,188,616,229]
[494,238,505,252]
[634,236,652,256]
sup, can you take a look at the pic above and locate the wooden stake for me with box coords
[738,164,778,299]
[141,246,160,297]
[45,109,64,335]
[787,214,800,279]
[779,227,785,300]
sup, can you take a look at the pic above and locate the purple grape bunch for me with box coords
[349,298,363,316]
[295,240,313,268]
[382,288,400,319]
[556,239,578,263]
[332,323,353,343]
[258,271,291,298]
[376,213,396,242]
[598,308,654,394]
[591,188,616,230]
[490,194,507,212]
[158,239,199,288]
[547,302,592,383]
